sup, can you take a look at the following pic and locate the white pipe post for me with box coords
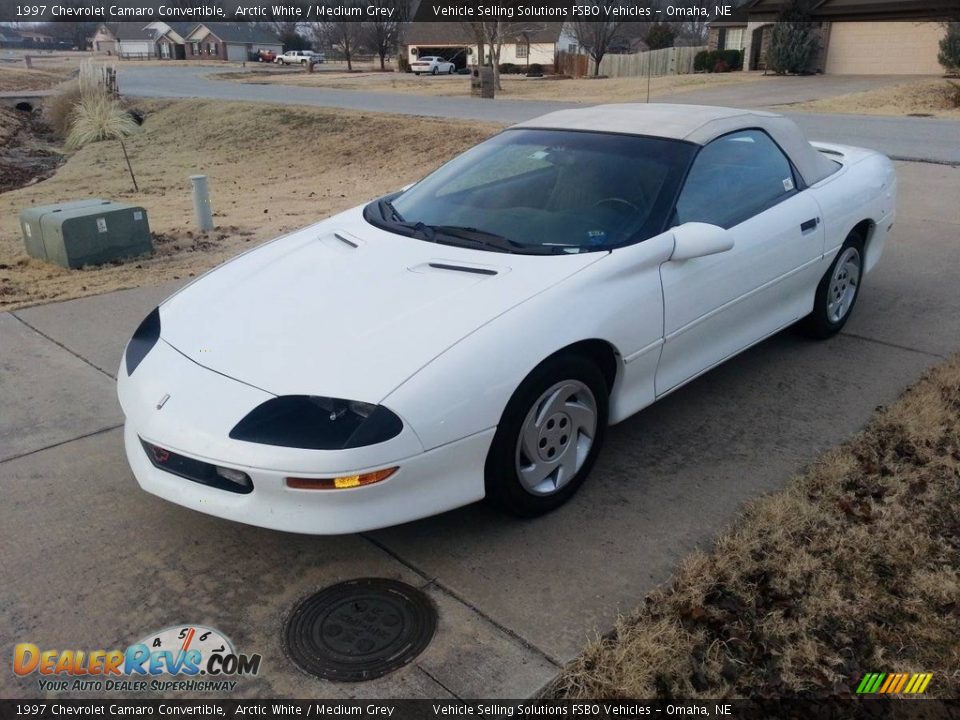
[190,175,214,232]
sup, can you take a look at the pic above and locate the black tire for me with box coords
[485,354,609,517]
[432,67,438,75]
[448,66,454,74]
[801,230,865,339]
[414,72,420,76]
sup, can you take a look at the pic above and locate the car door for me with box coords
[655,129,825,396]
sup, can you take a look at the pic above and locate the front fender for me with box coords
[384,232,673,450]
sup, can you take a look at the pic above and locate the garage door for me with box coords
[226,43,248,62]
[120,41,152,58]
[825,22,945,75]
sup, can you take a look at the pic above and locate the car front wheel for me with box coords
[802,230,865,338]
[485,354,608,517]
[432,67,438,75]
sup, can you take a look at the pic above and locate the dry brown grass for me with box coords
[0,51,89,91]
[218,68,766,104]
[0,52,228,93]
[44,82,82,138]
[0,99,500,310]
[549,356,960,699]
[0,65,69,92]
[789,78,960,118]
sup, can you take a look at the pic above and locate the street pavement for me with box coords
[2,159,957,699]
[117,66,960,163]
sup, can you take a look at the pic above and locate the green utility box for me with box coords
[19,200,152,269]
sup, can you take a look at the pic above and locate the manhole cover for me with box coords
[284,578,436,682]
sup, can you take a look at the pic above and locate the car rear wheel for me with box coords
[448,66,454,74]
[485,354,608,517]
[801,230,865,338]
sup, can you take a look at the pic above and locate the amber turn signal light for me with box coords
[286,467,398,490]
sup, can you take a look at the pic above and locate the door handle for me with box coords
[800,218,819,232]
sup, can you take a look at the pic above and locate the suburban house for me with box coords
[146,22,194,60]
[91,22,281,62]
[183,22,283,62]
[0,27,24,48]
[401,22,579,72]
[91,25,118,54]
[708,0,949,74]
[0,27,56,48]
[99,23,155,58]
[92,22,190,58]
[16,28,55,46]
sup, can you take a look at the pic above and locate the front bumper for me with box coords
[118,339,491,534]
[125,422,492,534]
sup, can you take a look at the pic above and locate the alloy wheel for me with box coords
[826,246,861,323]
[514,380,597,496]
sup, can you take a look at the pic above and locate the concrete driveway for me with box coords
[658,73,928,108]
[1,160,958,699]
[116,65,960,164]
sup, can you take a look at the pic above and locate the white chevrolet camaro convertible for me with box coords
[118,104,896,534]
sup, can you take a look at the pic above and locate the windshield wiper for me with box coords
[379,197,404,223]
[373,200,562,255]
[428,225,522,254]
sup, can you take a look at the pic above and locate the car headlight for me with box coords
[125,307,160,376]
[229,396,403,450]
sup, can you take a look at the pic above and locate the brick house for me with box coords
[184,23,282,62]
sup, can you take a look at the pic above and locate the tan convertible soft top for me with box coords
[511,104,838,187]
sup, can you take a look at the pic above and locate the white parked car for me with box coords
[275,50,320,65]
[411,55,456,75]
[118,104,895,534]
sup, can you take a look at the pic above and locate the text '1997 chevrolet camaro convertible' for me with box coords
[118,104,896,534]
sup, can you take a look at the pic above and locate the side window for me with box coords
[675,129,798,229]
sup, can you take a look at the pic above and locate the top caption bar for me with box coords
[0,1,740,23]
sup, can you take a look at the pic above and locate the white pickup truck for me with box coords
[275,50,325,65]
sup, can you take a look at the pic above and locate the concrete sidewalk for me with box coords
[1,161,958,698]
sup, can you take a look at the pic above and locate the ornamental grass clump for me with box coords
[65,59,140,192]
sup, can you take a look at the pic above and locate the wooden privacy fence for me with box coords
[591,45,707,78]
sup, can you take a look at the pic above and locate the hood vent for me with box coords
[316,232,362,253]
[426,262,498,276]
[333,233,358,248]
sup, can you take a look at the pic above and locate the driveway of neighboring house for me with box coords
[116,65,960,164]
[657,73,924,108]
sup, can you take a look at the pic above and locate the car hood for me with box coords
[159,207,604,403]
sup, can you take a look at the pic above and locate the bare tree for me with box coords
[363,0,410,70]
[261,19,300,39]
[314,20,365,71]
[41,20,99,50]
[675,19,709,44]
[461,21,487,70]
[262,20,309,51]
[572,17,624,76]
[461,21,545,89]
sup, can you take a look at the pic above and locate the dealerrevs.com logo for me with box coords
[13,625,262,693]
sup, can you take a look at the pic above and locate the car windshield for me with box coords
[367,128,696,254]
